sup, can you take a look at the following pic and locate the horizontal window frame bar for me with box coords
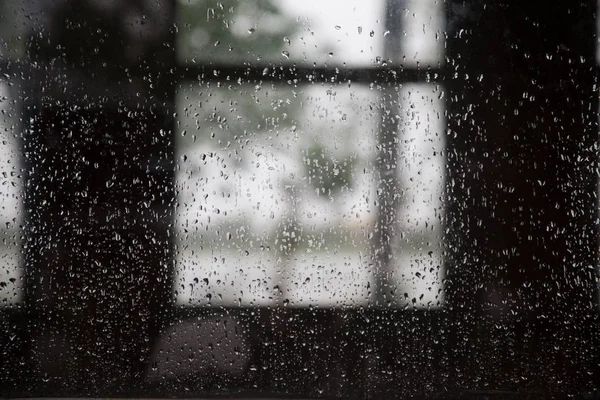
[177,64,442,84]
[0,59,442,85]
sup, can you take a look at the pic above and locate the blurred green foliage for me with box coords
[0,1,26,59]
[177,0,297,63]
[303,143,357,197]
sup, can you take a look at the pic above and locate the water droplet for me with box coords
[281,50,290,59]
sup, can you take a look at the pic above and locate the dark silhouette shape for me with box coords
[20,0,175,395]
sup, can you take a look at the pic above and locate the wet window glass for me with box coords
[0,0,599,398]
[0,83,21,307]
[176,0,444,66]
[174,81,444,309]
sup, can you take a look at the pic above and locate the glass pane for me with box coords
[175,81,444,308]
[3,0,597,397]
[175,83,377,307]
[398,0,445,66]
[393,83,444,308]
[0,83,22,307]
[177,0,444,66]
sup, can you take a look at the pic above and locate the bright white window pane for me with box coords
[177,0,385,66]
[175,83,380,307]
[393,83,445,308]
[0,83,22,307]
[175,81,445,309]
[278,0,385,66]
[397,0,445,66]
[177,0,443,66]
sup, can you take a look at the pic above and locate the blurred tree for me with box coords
[177,0,297,63]
[303,143,357,197]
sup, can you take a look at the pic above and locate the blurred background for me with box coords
[0,0,445,309]
[0,0,598,398]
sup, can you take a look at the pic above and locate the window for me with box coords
[0,0,599,398]
[173,0,445,309]
[174,81,444,308]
